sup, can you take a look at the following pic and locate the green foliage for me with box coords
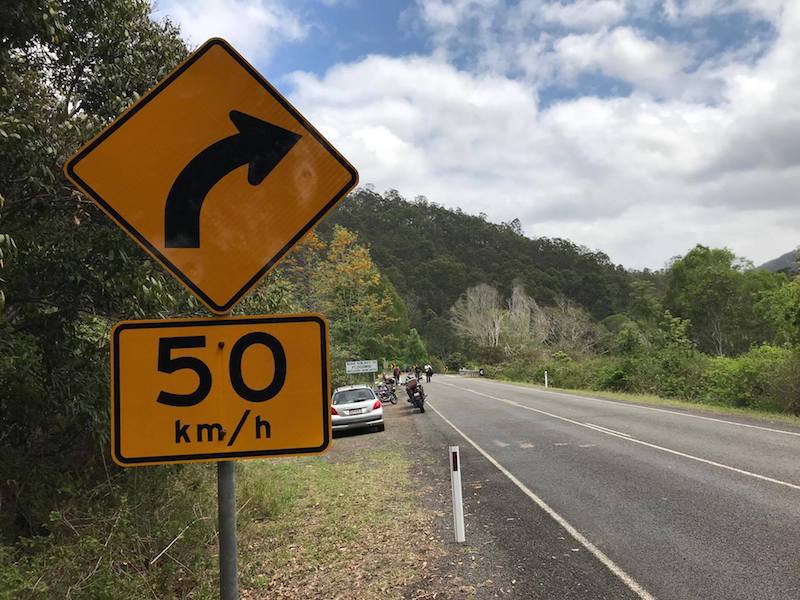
[269,227,408,387]
[700,345,795,409]
[664,245,782,355]
[401,328,428,365]
[321,188,633,350]
[445,351,466,372]
[429,356,446,374]
[420,312,462,362]
[627,280,663,325]
[308,226,402,364]
[756,275,800,345]
[1,0,195,544]
[493,343,800,415]
[0,466,218,599]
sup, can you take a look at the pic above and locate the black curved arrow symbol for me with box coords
[164,110,302,248]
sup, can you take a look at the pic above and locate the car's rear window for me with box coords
[333,388,376,405]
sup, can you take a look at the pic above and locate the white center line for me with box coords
[585,423,632,437]
[448,375,800,438]
[427,401,656,600]
[441,382,800,492]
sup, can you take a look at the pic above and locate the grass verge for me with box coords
[2,443,435,600]
[238,447,439,599]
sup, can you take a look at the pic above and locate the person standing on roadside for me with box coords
[425,363,433,383]
[393,363,401,385]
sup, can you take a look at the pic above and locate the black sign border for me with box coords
[111,314,330,465]
[65,38,358,313]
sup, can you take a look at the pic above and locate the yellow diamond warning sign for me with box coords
[64,38,358,313]
[111,314,331,466]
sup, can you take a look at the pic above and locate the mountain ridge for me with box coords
[319,188,633,328]
[760,249,798,274]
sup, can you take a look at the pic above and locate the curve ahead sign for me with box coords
[64,38,358,313]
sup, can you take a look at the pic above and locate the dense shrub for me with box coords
[445,352,466,371]
[770,351,800,414]
[490,344,800,414]
[701,345,791,408]
[0,466,218,599]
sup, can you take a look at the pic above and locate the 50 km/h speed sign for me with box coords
[111,314,330,466]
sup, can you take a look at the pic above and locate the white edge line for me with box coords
[444,383,800,493]
[447,376,800,438]
[427,401,656,600]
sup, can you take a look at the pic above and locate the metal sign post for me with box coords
[218,460,238,599]
[218,308,237,600]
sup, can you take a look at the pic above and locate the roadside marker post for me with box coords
[545,370,549,388]
[449,446,466,543]
[63,37,358,600]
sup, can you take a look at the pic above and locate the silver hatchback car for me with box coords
[331,384,384,433]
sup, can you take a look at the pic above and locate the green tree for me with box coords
[628,280,663,325]
[665,246,779,355]
[402,328,428,365]
[420,311,461,362]
[1,0,188,539]
[757,275,800,345]
[309,226,399,364]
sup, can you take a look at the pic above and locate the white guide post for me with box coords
[449,446,466,543]
[544,370,549,388]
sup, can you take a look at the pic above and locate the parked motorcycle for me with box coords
[377,382,398,404]
[404,377,426,413]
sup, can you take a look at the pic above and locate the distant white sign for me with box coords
[346,360,378,374]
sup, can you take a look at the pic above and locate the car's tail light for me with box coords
[372,400,382,411]
[331,406,338,415]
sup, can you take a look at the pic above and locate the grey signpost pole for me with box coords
[218,460,238,599]
[218,309,238,600]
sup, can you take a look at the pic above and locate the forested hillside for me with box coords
[318,189,800,417]
[320,187,632,335]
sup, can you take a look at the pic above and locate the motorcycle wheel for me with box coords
[419,403,425,413]
[390,392,398,404]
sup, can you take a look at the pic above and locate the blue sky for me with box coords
[266,1,426,79]
[154,1,800,269]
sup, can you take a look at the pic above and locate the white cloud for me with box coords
[287,2,800,268]
[154,0,307,62]
[413,1,728,101]
[663,0,784,22]
[549,27,697,96]
[536,0,628,30]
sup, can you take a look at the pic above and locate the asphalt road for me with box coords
[423,375,800,600]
